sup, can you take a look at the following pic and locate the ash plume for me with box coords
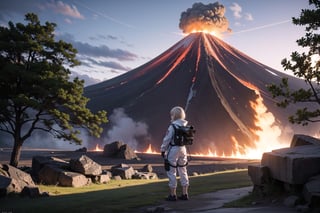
[179,2,231,34]
[104,108,149,150]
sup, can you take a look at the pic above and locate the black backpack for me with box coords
[171,124,196,146]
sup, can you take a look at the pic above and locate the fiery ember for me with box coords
[144,144,159,154]
[93,144,103,152]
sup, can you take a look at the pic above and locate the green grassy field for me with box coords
[1,169,251,213]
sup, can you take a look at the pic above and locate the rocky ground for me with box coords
[0,147,260,178]
[1,148,303,213]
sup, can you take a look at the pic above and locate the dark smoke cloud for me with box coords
[179,2,231,34]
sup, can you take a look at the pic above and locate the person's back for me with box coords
[160,106,190,201]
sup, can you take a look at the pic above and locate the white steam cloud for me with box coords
[179,2,231,34]
[104,108,149,150]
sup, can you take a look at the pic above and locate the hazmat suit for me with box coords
[161,119,189,189]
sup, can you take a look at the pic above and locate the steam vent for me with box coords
[84,32,315,158]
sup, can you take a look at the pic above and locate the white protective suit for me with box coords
[160,119,189,189]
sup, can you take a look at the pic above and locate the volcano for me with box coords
[84,32,313,156]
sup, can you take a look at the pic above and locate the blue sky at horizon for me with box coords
[0,0,311,86]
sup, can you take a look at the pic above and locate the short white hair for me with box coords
[170,106,186,121]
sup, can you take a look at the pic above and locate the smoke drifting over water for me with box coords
[104,108,149,150]
[179,2,231,34]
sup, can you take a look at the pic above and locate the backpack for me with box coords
[171,124,196,146]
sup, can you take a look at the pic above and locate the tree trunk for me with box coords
[10,140,23,167]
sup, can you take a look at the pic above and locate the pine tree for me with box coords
[268,0,320,125]
[0,13,107,167]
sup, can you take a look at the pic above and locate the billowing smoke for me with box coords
[179,2,231,34]
[104,108,149,150]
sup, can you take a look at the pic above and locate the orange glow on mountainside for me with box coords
[156,44,193,84]
[141,86,289,161]
[189,29,218,37]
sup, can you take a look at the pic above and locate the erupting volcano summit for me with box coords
[84,32,312,158]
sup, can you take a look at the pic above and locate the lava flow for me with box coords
[85,31,315,160]
[93,144,103,152]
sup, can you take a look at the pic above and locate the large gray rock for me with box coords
[261,145,320,184]
[103,141,124,157]
[132,172,158,180]
[21,186,41,198]
[111,164,135,179]
[248,165,271,186]
[141,164,153,173]
[0,164,36,196]
[303,175,320,206]
[32,156,69,181]
[103,141,138,160]
[70,155,102,176]
[117,144,138,160]
[0,175,16,196]
[58,171,90,187]
[38,164,91,187]
[92,174,111,184]
[290,134,320,147]
[38,165,63,185]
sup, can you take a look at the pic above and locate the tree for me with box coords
[268,0,320,126]
[0,13,107,167]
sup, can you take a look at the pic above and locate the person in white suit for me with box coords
[161,106,189,201]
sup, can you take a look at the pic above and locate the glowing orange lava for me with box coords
[141,33,290,160]
[144,144,159,154]
[156,44,193,84]
[94,144,103,152]
[140,86,289,160]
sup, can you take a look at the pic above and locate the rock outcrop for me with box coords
[70,155,102,176]
[103,141,139,160]
[248,134,320,212]
[0,164,37,196]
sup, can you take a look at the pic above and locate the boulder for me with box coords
[92,174,111,184]
[32,156,69,181]
[0,164,35,196]
[303,175,320,207]
[1,164,35,186]
[38,163,92,187]
[103,141,124,157]
[113,175,122,180]
[290,134,320,147]
[58,171,90,187]
[103,141,139,160]
[111,164,135,179]
[283,195,299,207]
[38,165,63,185]
[0,175,16,196]
[70,155,102,176]
[20,186,41,198]
[261,145,320,184]
[141,164,153,173]
[248,165,271,186]
[132,172,158,180]
[117,144,138,160]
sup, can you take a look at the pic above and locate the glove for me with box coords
[161,152,165,158]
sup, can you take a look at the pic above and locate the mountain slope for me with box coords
[85,32,312,155]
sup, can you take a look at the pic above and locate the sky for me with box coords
[0,0,312,86]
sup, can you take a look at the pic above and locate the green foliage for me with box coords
[0,13,107,166]
[267,0,320,125]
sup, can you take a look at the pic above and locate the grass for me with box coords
[1,169,251,213]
